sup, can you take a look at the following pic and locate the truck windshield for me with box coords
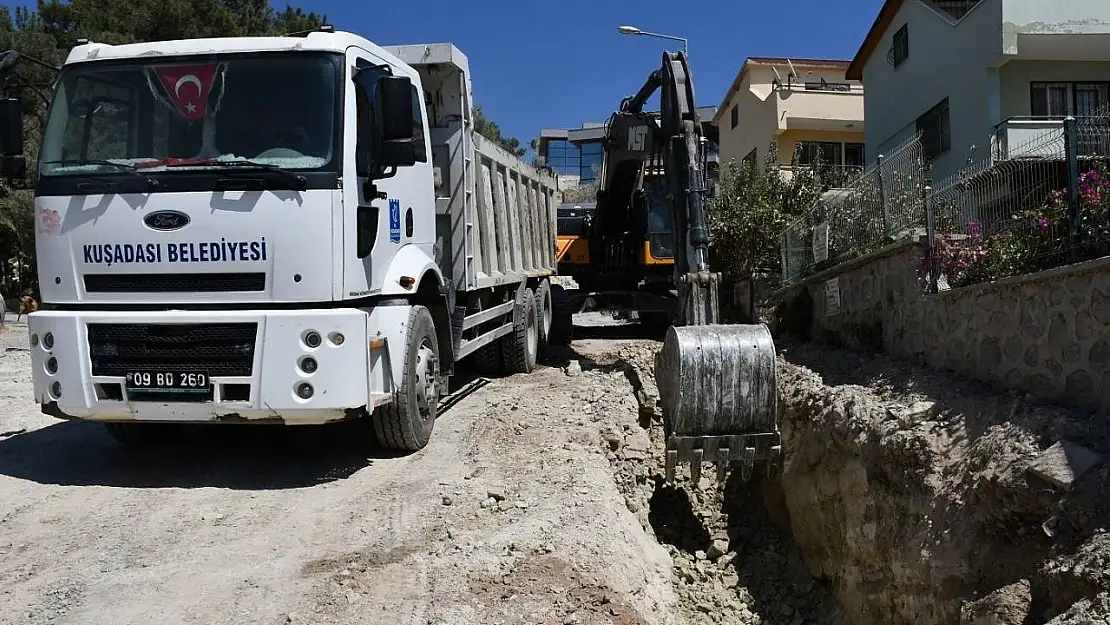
[38,53,340,177]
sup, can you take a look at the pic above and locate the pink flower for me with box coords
[1038,218,1049,231]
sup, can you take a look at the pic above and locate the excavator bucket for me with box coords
[654,322,781,484]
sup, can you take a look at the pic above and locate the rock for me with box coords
[1027,440,1103,490]
[717,552,737,568]
[497,500,514,512]
[695,550,707,561]
[707,540,729,561]
[722,572,740,588]
[487,490,506,502]
[960,579,1031,625]
[697,477,712,491]
[565,361,582,377]
[441,496,453,506]
[601,429,623,452]
[887,401,937,426]
[514,501,529,509]
[781,604,795,617]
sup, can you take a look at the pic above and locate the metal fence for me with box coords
[779,133,927,284]
[922,111,1110,292]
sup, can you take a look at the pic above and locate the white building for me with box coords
[848,0,1110,181]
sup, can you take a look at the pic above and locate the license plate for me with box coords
[125,371,211,398]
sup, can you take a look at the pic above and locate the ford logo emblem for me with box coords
[144,210,190,231]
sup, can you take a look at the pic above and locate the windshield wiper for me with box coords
[164,159,307,190]
[40,159,160,190]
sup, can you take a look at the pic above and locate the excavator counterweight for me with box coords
[631,50,781,483]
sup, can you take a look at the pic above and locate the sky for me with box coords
[15,0,887,159]
[289,0,885,159]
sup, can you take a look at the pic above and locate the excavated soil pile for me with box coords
[774,341,1110,625]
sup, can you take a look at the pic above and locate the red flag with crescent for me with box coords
[154,64,219,120]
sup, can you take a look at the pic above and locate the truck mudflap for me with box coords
[654,323,781,484]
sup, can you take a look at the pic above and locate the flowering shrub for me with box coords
[926,162,1110,289]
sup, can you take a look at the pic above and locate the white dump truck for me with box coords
[0,28,560,449]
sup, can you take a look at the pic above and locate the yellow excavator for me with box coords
[553,118,681,335]
[555,50,781,483]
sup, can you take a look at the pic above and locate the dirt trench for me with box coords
[570,323,1110,625]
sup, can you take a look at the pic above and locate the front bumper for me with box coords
[27,308,374,425]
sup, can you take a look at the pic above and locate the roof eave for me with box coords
[846,0,904,82]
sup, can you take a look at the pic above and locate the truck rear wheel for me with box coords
[548,284,573,346]
[500,286,538,374]
[375,305,441,451]
[534,279,554,349]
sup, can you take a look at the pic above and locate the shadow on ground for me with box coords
[647,477,711,554]
[0,368,491,491]
[721,472,848,624]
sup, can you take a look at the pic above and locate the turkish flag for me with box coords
[154,64,219,120]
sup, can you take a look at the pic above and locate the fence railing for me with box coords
[922,112,1110,292]
[779,133,926,284]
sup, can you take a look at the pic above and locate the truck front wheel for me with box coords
[375,305,441,452]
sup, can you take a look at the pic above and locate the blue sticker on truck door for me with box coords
[388,199,401,243]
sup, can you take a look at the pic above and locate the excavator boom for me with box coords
[630,51,781,484]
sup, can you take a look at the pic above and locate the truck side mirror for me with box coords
[376,75,417,168]
[0,97,25,180]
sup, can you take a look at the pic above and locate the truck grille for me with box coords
[87,323,258,377]
[84,273,266,293]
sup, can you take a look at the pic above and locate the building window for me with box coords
[730,104,738,129]
[543,139,581,177]
[579,141,603,182]
[845,143,865,167]
[890,24,909,67]
[916,98,950,160]
[1031,81,1110,117]
[795,141,843,167]
[742,147,757,169]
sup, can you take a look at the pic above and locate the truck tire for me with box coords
[548,285,573,346]
[534,279,554,349]
[471,342,503,374]
[374,305,441,451]
[103,422,178,446]
[500,286,538,374]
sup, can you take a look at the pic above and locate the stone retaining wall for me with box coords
[772,240,1110,414]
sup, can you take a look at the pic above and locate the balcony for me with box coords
[774,85,865,133]
[991,116,1110,161]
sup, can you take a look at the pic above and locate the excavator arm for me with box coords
[626,51,781,485]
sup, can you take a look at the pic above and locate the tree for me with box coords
[472,104,526,158]
[707,141,827,281]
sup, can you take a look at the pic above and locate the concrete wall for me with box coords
[1003,0,1110,55]
[775,240,1110,415]
[862,0,1004,182]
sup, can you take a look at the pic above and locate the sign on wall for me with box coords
[813,222,830,264]
[824,277,841,317]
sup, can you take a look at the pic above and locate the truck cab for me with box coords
[0,29,558,449]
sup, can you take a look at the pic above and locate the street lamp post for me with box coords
[618,25,688,56]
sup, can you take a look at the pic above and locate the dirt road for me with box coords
[0,317,691,625]
[0,317,679,625]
